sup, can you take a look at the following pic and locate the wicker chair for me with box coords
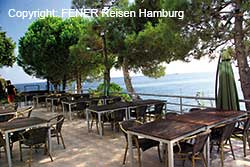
[19,127,53,166]
[147,102,165,121]
[48,115,66,149]
[164,112,179,119]
[106,96,122,104]
[130,105,148,123]
[210,121,236,167]
[0,114,15,122]
[119,120,161,167]
[173,130,211,167]
[232,115,250,157]
[15,106,33,118]
[0,132,7,159]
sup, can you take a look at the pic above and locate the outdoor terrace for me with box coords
[0,107,250,167]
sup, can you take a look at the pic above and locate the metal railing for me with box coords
[123,92,250,113]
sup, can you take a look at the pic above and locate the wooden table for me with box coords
[127,110,247,167]
[0,117,51,167]
[86,101,131,136]
[128,99,167,117]
[33,94,49,107]
[62,99,89,121]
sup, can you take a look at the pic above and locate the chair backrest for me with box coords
[0,132,5,147]
[164,112,178,119]
[221,121,236,142]
[193,130,211,154]
[136,105,147,118]
[119,120,142,140]
[113,110,126,122]
[16,106,33,118]
[90,99,99,106]
[107,97,122,105]
[189,108,201,112]
[75,101,87,110]
[243,116,250,134]
[23,127,49,145]
[154,102,165,115]
[56,115,65,133]
[0,114,15,122]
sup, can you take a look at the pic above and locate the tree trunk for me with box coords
[76,72,82,94]
[54,84,58,93]
[62,75,67,92]
[122,58,141,100]
[234,0,250,110]
[46,78,50,93]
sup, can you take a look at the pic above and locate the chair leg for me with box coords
[243,135,247,157]
[123,143,128,165]
[201,153,208,167]
[228,138,235,160]
[19,142,23,161]
[192,155,195,167]
[220,143,224,167]
[137,147,141,167]
[210,142,214,153]
[29,146,33,167]
[45,142,53,162]
[56,133,60,145]
[60,132,66,149]
[157,145,162,162]
[246,131,250,150]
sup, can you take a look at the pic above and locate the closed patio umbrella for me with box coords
[215,56,240,111]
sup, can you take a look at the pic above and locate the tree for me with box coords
[0,27,15,68]
[69,21,104,93]
[18,17,63,91]
[18,17,87,92]
[59,17,88,90]
[72,0,125,96]
[163,0,250,109]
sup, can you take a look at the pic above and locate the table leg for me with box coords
[125,108,128,120]
[5,132,12,167]
[69,104,72,121]
[128,108,131,119]
[128,133,134,167]
[25,96,27,106]
[86,109,90,132]
[36,97,39,107]
[51,100,54,112]
[48,126,52,156]
[98,113,102,136]
[167,141,174,167]
[62,103,65,117]
[46,98,48,111]
[206,135,210,167]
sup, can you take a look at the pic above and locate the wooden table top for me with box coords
[0,117,48,132]
[88,101,130,112]
[128,118,205,140]
[129,99,165,107]
[128,110,246,141]
[166,110,246,126]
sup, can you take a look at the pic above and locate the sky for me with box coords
[0,0,220,84]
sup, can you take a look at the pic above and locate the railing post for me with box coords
[180,97,183,113]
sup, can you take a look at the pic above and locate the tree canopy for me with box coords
[0,28,16,68]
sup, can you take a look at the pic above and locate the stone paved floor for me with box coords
[1,107,250,167]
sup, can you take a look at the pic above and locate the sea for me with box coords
[14,72,245,111]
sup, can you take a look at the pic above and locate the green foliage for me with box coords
[88,82,131,101]
[18,17,89,86]
[69,21,104,83]
[161,0,250,59]
[18,17,63,83]
[0,28,16,68]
